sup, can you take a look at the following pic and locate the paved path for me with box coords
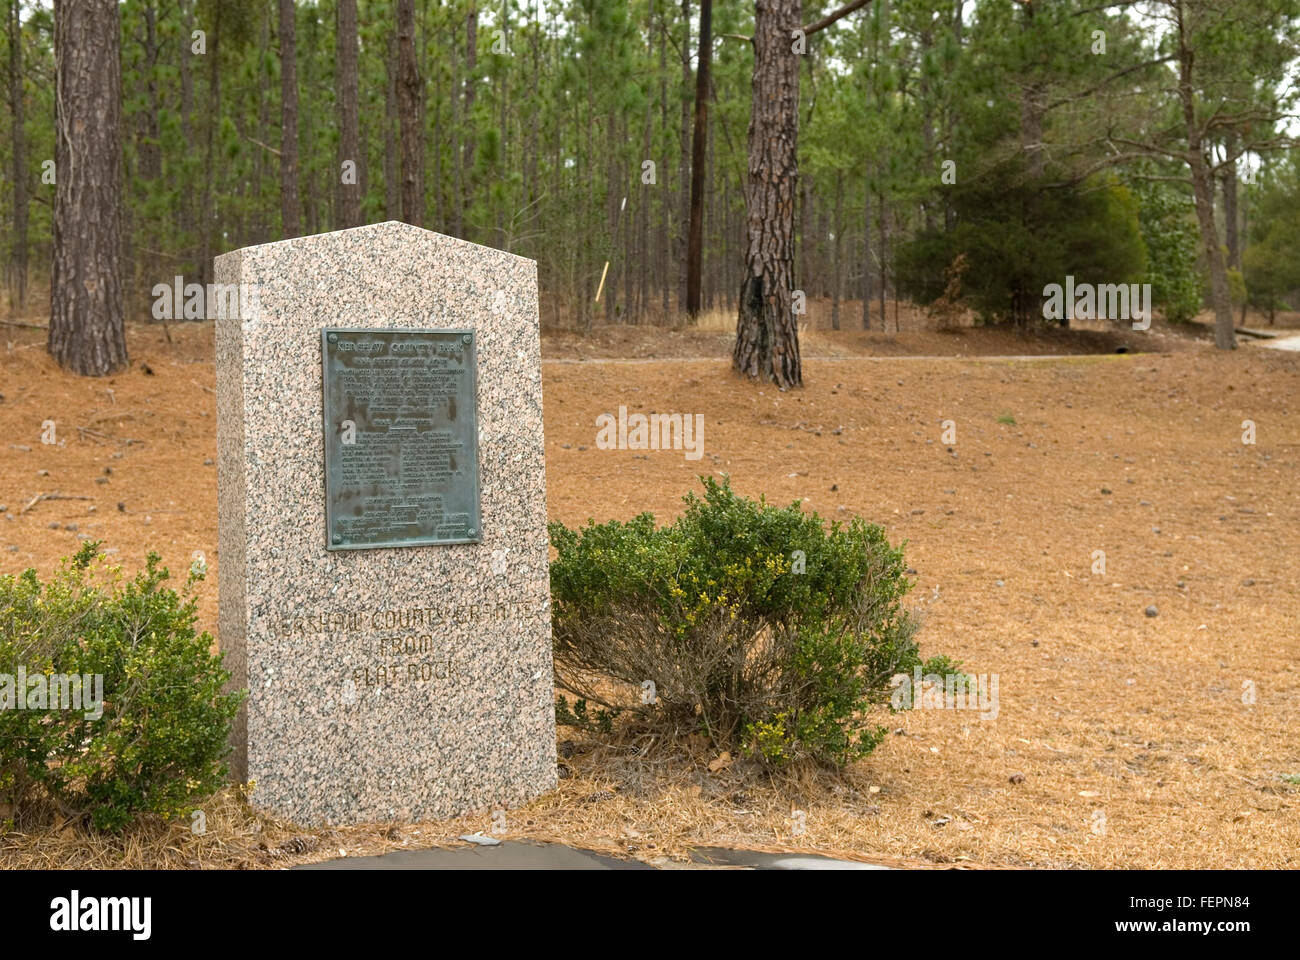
[687,847,891,870]
[297,841,649,871]
[1252,332,1300,352]
[295,840,893,871]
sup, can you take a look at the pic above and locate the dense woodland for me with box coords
[3,1,1300,381]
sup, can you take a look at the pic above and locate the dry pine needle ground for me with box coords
[0,318,1296,869]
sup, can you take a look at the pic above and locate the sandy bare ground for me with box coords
[1,320,1297,868]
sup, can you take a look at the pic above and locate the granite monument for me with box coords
[214,221,556,826]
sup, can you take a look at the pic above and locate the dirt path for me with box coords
[1254,332,1300,352]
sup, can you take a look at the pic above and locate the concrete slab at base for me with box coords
[295,842,652,871]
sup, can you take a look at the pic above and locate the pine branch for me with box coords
[803,0,875,38]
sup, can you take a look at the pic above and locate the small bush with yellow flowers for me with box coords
[548,476,924,767]
[0,542,243,832]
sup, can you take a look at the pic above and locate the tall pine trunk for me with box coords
[461,7,477,237]
[685,0,713,317]
[50,0,126,376]
[733,0,802,388]
[658,9,670,317]
[678,0,691,315]
[861,186,871,329]
[877,186,886,330]
[1176,13,1234,350]
[179,0,195,262]
[392,0,423,226]
[278,0,300,237]
[8,0,27,312]
[1222,131,1239,270]
[136,3,162,183]
[831,169,842,330]
[252,6,272,243]
[336,0,361,228]
[384,29,400,220]
[396,0,423,226]
[199,9,220,285]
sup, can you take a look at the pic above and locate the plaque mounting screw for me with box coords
[332,535,343,545]
[462,334,471,344]
[327,333,338,343]
[467,528,477,537]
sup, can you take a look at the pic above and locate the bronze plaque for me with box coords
[321,328,480,550]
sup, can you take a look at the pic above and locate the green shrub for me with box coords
[548,477,925,768]
[0,543,243,832]
[895,164,1147,325]
[1227,267,1247,309]
[1132,177,1202,324]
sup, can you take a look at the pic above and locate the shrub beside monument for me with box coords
[0,544,242,832]
[550,477,938,767]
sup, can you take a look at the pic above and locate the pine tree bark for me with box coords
[799,179,810,296]
[734,0,802,387]
[396,0,423,226]
[861,186,871,329]
[1190,150,1233,348]
[451,35,462,235]
[678,0,691,315]
[253,5,272,243]
[1222,132,1239,271]
[384,29,400,220]
[1175,9,1234,350]
[685,0,712,317]
[336,0,362,228]
[496,17,508,243]
[878,187,887,329]
[136,2,163,183]
[432,60,443,230]
[460,6,477,235]
[199,8,220,285]
[278,0,300,237]
[49,0,127,376]
[604,109,619,324]
[658,9,670,317]
[8,0,27,311]
[831,169,842,330]
[179,0,195,258]
[640,95,652,322]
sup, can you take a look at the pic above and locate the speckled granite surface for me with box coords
[215,222,556,827]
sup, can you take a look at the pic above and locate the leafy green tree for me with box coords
[1131,177,1201,323]
[1243,156,1300,322]
[1114,1,1300,348]
[896,164,1146,325]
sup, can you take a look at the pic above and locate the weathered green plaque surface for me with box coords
[321,328,480,550]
